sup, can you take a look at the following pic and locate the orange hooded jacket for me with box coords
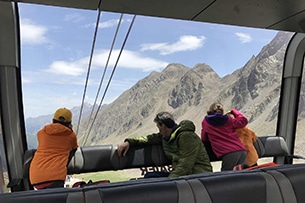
[236,126,258,166]
[29,123,78,185]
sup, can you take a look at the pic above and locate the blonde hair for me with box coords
[207,102,224,115]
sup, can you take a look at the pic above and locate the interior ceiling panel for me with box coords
[269,11,305,33]
[193,0,305,32]
[98,0,214,21]
[5,0,305,33]
[14,0,100,10]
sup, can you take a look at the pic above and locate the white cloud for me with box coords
[64,13,85,23]
[22,69,85,85]
[20,19,48,45]
[235,32,252,43]
[22,75,136,118]
[99,50,169,72]
[99,19,122,28]
[44,49,168,75]
[140,35,206,55]
[83,18,124,29]
[24,95,82,118]
[46,59,88,76]
[21,76,32,84]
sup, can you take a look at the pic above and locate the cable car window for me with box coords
[18,3,294,179]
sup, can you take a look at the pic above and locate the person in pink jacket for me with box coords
[201,102,248,171]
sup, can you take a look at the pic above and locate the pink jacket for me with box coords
[201,109,248,158]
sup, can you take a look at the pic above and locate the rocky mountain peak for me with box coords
[26,31,302,146]
[259,31,293,60]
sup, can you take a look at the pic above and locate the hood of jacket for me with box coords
[43,123,73,136]
[205,113,228,126]
[168,120,195,142]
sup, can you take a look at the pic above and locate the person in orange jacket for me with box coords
[226,111,259,167]
[29,107,78,190]
[236,126,259,167]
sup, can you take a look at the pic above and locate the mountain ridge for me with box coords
[26,31,299,148]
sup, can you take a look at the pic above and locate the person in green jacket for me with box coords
[117,111,213,178]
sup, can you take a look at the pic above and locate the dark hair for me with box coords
[207,102,224,115]
[153,112,175,128]
[53,119,73,130]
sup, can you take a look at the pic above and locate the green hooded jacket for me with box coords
[125,120,213,177]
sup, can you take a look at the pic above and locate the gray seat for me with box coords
[4,159,305,203]
[188,171,283,203]
[67,144,171,174]
[83,177,179,203]
[254,136,289,158]
[204,135,289,162]
[22,135,290,191]
[0,187,84,203]
[263,164,305,203]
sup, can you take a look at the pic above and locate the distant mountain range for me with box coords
[27,32,305,153]
[25,103,100,148]
[74,31,299,145]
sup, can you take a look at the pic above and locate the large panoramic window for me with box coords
[19,3,292,178]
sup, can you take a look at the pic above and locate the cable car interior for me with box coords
[1,0,305,202]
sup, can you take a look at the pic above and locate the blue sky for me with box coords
[19,3,278,119]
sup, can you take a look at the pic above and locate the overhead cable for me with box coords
[84,13,123,137]
[82,14,137,146]
[75,8,102,135]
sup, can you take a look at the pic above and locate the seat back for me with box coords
[263,164,305,202]
[0,187,84,203]
[67,144,171,174]
[84,178,179,203]
[23,144,170,178]
[81,164,305,203]
[254,136,289,158]
[22,135,289,190]
[204,136,289,162]
[187,171,282,203]
[5,163,305,203]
